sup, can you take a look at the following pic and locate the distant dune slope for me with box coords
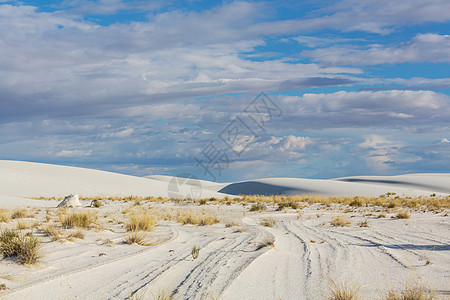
[1,161,448,201]
[217,176,450,197]
[0,160,225,199]
[334,174,450,194]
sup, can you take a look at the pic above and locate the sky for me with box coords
[0,0,449,182]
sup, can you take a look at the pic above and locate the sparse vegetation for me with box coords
[126,214,157,232]
[358,219,369,228]
[125,231,149,246]
[0,209,10,223]
[384,282,435,300]
[191,245,200,260]
[61,212,97,228]
[91,199,103,208]
[11,209,29,219]
[249,203,266,212]
[176,210,219,226]
[0,229,42,264]
[395,211,410,219]
[331,216,350,227]
[260,217,276,227]
[330,280,360,300]
[256,238,274,250]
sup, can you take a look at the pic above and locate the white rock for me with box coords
[57,194,82,208]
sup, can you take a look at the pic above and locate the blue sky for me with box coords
[0,0,449,181]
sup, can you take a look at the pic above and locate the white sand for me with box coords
[0,160,449,299]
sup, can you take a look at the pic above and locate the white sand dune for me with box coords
[215,176,450,197]
[0,160,226,201]
[1,161,448,203]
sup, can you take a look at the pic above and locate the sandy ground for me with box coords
[0,200,449,300]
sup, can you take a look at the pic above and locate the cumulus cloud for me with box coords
[302,33,450,66]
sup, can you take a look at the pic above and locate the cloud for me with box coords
[302,33,450,66]
[55,149,93,157]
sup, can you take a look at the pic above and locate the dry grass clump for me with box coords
[68,229,85,240]
[124,231,150,246]
[331,216,351,227]
[395,211,410,219]
[126,214,157,232]
[277,202,299,210]
[0,229,42,264]
[384,282,435,300]
[90,199,103,208]
[249,203,266,212]
[176,209,219,226]
[16,221,31,230]
[191,245,200,259]
[256,238,274,250]
[11,209,30,219]
[42,225,62,241]
[358,219,369,228]
[260,217,276,228]
[329,281,360,300]
[61,212,97,228]
[0,209,10,223]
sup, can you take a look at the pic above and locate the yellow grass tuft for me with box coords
[331,216,351,227]
[61,212,97,228]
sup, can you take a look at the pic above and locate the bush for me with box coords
[0,229,42,264]
[0,229,20,257]
[249,203,265,212]
[91,199,103,208]
[191,245,200,260]
[260,218,276,228]
[61,212,96,228]
[126,214,157,232]
[330,281,360,300]
[395,211,410,219]
[384,283,435,300]
[0,209,10,223]
[331,216,350,227]
[125,231,149,246]
[17,234,42,264]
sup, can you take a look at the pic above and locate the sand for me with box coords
[0,160,449,299]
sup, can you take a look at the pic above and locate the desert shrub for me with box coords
[191,245,200,260]
[176,210,219,226]
[256,238,274,250]
[358,219,369,228]
[17,221,31,230]
[11,209,29,219]
[249,203,265,212]
[349,197,362,207]
[0,230,42,264]
[384,283,435,300]
[331,216,350,227]
[126,214,157,231]
[395,211,410,219]
[125,231,149,246]
[330,281,360,300]
[0,229,20,257]
[0,209,10,223]
[260,218,276,228]
[16,233,42,264]
[42,225,62,241]
[68,229,85,240]
[91,199,103,208]
[61,212,96,228]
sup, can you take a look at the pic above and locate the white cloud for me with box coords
[302,33,450,66]
[55,149,92,157]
